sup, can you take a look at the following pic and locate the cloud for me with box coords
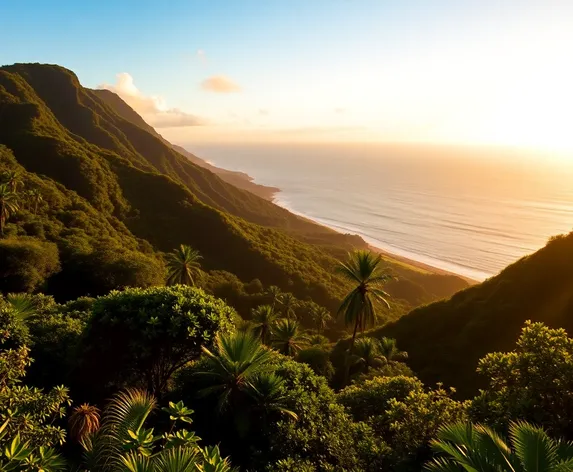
[98,73,206,128]
[201,75,241,93]
[334,107,346,114]
[196,49,206,62]
[258,108,269,116]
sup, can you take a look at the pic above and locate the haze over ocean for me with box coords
[189,143,573,281]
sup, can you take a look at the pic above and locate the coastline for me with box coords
[268,192,479,285]
[178,144,478,285]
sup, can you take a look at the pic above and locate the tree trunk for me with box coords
[344,315,360,386]
[0,208,4,236]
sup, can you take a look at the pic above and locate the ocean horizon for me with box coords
[187,142,573,281]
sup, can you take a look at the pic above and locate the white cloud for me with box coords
[201,75,241,93]
[98,73,206,128]
[196,49,206,62]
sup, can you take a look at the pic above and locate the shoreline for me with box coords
[179,144,479,284]
[269,192,479,285]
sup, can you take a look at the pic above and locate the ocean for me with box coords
[187,143,573,281]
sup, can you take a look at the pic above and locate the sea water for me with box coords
[187,143,573,281]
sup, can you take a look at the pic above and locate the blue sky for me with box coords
[2,0,573,148]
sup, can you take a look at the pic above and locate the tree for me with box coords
[29,189,43,215]
[265,286,282,309]
[0,183,19,236]
[166,244,202,286]
[471,321,573,439]
[1,170,21,192]
[272,319,307,356]
[378,337,408,363]
[195,332,296,438]
[296,347,335,380]
[337,375,467,469]
[338,376,424,423]
[79,286,236,398]
[427,421,573,472]
[311,305,332,336]
[264,358,368,472]
[251,304,278,345]
[351,337,387,375]
[196,332,274,411]
[80,389,234,472]
[336,250,392,385]
[279,293,298,320]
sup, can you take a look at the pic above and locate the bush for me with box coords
[470,321,573,439]
[78,285,236,400]
[338,376,423,422]
[296,347,335,380]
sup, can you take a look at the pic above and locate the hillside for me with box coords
[0,62,467,316]
[92,88,279,199]
[372,231,573,397]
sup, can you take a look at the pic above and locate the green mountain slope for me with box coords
[0,62,467,314]
[93,88,278,199]
[372,232,573,397]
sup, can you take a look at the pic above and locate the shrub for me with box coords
[78,285,236,400]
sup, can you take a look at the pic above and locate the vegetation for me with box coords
[373,231,573,397]
[2,61,573,471]
[336,250,393,384]
[166,244,203,286]
[427,421,573,472]
[251,304,278,345]
[77,285,236,398]
[271,319,307,356]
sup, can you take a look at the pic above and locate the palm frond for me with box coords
[509,421,558,472]
[6,293,37,321]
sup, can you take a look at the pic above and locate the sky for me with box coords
[2,0,573,149]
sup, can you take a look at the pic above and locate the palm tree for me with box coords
[166,244,202,286]
[312,306,332,336]
[29,189,43,215]
[265,285,282,309]
[195,332,295,438]
[271,319,307,356]
[307,334,330,347]
[244,373,298,422]
[427,421,573,472]
[196,332,274,412]
[235,318,256,334]
[279,293,298,320]
[251,305,278,345]
[378,337,408,363]
[1,170,21,192]
[0,183,19,236]
[351,337,387,375]
[68,404,100,444]
[336,250,392,385]
[5,293,37,322]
